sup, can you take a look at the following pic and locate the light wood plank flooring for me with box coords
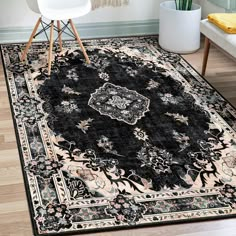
[0,40,236,236]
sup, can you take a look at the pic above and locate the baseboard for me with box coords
[0,19,159,44]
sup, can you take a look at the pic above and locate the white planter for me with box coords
[159,1,201,54]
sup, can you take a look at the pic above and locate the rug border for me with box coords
[0,45,40,236]
[1,38,236,236]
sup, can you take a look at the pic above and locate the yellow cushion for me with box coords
[208,13,236,34]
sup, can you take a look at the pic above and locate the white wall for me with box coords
[0,0,231,29]
[198,0,225,18]
[1,0,224,29]
[0,0,228,43]
[0,0,159,29]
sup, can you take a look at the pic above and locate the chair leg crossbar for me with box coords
[21,18,90,76]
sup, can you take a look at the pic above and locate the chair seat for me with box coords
[38,0,91,20]
[200,19,236,58]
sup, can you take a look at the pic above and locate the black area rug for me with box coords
[1,37,236,236]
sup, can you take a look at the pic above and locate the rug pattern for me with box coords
[1,37,236,235]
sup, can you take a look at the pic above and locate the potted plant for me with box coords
[175,0,192,10]
[159,0,201,54]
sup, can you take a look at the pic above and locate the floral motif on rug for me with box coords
[1,37,236,235]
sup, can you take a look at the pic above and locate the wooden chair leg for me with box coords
[57,20,63,52]
[202,37,211,76]
[68,19,90,64]
[21,17,41,61]
[48,20,54,76]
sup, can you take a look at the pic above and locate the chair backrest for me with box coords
[26,0,40,14]
[37,0,91,20]
[37,0,91,10]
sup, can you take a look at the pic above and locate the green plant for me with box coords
[175,0,192,10]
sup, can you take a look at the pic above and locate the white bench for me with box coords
[200,19,236,75]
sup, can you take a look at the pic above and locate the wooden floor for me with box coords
[0,40,236,236]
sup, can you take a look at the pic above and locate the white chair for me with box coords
[22,0,91,75]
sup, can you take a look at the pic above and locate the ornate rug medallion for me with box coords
[88,82,150,125]
[1,37,236,236]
